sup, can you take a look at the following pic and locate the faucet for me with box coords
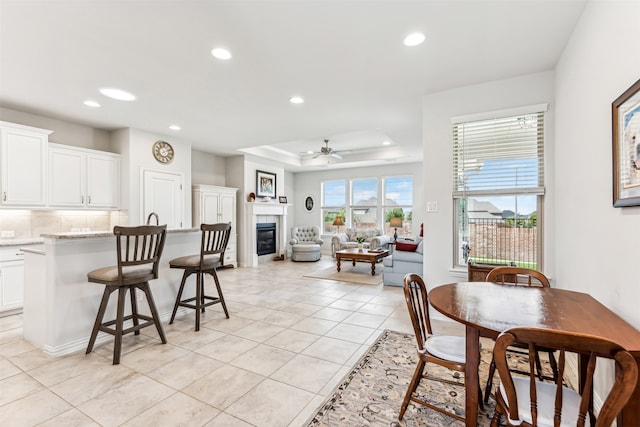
[146,212,159,225]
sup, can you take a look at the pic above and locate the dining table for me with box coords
[428,282,640,427]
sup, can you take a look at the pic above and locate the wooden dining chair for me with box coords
[483,266,558,404]
[491,327,638,427]
[400,273,483,422]
[86,224,167,364]
[169,222,231,331]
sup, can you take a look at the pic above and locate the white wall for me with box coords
[422,71,556,286]
[191,149,226,186]
[0,107,112,151]
[292,162,423,253]
[554,0,639,327]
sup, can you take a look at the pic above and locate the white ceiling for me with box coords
[0,0,586,171]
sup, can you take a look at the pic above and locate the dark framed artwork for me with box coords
[256,170,277,198]
[304,195,315,212]
[612,78,640,207]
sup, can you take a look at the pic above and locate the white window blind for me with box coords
[452,111,545,197]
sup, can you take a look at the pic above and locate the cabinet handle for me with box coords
[2,192,6,201]
[81,195,84,204]
[88,195,91,204]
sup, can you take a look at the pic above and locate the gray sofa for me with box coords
[382,237,424,286]
[331,228,391,256]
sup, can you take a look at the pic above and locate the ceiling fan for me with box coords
[310,139,349,159]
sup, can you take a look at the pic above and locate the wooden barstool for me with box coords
[86,224,168,365]
[169,223,231,331]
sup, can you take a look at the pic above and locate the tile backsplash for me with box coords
[0,210,126,239]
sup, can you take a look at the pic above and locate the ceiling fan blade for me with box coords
[330,153,342,159]
[312,153,321,159]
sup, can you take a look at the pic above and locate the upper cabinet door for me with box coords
[49,146,86,207]
[1,124,51,207]
[48,143,120,209]
[86,153,119,208]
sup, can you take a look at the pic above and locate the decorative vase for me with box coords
[357,243,363,251]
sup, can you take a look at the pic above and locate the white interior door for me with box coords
[142,170,183,229]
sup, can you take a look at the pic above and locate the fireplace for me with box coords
[256,223,276,256]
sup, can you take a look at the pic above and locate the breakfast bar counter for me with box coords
[22,229,201,357]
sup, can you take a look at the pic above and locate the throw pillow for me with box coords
[396,242,418,252]
[416,240,424,254]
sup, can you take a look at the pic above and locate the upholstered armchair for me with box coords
[289,226,324,262]
[331,228,391,256]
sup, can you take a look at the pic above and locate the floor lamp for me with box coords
[390,217,403,242]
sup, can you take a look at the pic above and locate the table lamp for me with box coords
[390,217,403,242]
[332,216,344,233]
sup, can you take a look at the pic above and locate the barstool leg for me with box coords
[211,268,229,318]
[113,286,128,365]
[170,270,190,324]
[141,282,167,344]
[130,286,140,335]
[86,286,113,354]
[195,271,202,331]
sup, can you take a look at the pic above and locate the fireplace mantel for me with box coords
[245,202,291,267]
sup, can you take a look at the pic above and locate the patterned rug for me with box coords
[307,329,555,426]
[303,265,383,285]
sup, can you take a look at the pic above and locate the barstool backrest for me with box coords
[200,223,232,266]
[113,224,167,285]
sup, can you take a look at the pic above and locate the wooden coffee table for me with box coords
[335,248,389,276]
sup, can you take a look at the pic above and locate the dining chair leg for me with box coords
[86,286,112,354]
[484,357,497,404]
[130,286,140,335]
[141,282,167,344]
[113,286,128,365]
[210,268,229,318]
[169,270,189,324]
[399,358,425,420]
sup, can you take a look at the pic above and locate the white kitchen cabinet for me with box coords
[0,247,25,314]
[1,121,52,207]
[49,143,120,209]
[193,185,238,267]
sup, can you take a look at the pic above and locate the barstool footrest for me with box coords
[98,313,157,336]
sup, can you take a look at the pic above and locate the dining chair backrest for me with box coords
[494,327,638,427]
[486,266,550,287]
[114,224,167,285]
[200,222,231,266]
[403,273,434,351]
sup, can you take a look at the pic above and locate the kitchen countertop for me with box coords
[40,228,199,239]
[0,238,44,247]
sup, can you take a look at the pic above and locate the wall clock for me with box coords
[152,140,174,164]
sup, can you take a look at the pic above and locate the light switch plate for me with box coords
[426,201,438,213]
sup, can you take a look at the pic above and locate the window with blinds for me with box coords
[452,107,546,269]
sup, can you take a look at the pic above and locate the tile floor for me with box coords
[0,258,463,427]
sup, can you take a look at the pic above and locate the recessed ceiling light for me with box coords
[169,125,181,131]
[99,87,136,101]
[211,48,232,60]
[382,140,391,145]
[289,96,304,104]
[306,150,314,154]
[83,100,101,108]
[404,32,425,47]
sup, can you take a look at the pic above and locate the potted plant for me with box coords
[356,236,365,251]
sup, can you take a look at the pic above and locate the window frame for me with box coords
[451,104,547,270]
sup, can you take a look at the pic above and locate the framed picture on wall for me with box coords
[256,170,277,198]
[612,78,640,207]
[304,195,315,212]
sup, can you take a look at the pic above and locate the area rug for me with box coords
[303,265,383,285]
[307,329,556,426]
